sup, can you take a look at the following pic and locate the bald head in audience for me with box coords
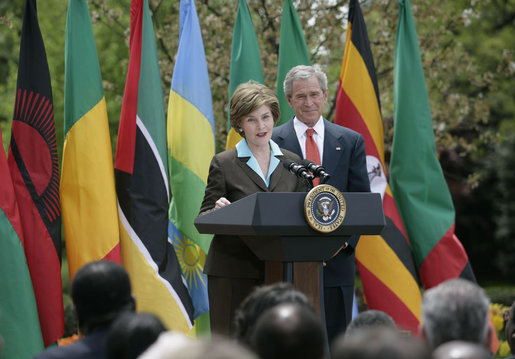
[432,340,492,359]
[251,302,325,359]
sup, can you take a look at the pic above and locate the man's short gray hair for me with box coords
[283,65,328,98]
[421,278,490,349]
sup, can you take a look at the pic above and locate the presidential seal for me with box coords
[304,184,346,233]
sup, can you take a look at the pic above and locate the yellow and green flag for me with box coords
[62,0,121,280]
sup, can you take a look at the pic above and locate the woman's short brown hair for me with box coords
[230,82,280,136]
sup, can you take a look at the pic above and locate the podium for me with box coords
[194,191,385,316]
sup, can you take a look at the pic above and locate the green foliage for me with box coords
[1,0,513,281]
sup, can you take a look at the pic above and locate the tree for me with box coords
[1,0,513,280]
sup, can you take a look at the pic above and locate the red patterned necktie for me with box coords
[305,128,321,187]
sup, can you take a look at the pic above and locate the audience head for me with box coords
[140,333,257,359]
[230,81,280,136]
[105,312,166,359]
[332,326,430,359]
[251,302,325,359]
[345,310,396,336]
[506,301,515,354]
[71,260,135,335]
[432,340,492,359]
[420,278,491,350]
[233,282,311,346]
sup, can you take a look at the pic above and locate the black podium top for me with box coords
[194,192,385,262]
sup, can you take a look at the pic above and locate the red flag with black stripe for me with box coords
[334,0,422,331]
[7,0,64,346]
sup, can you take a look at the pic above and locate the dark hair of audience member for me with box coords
[506,301,515,355]
[233,282,311,346]
[72,260,135,336]
[105,312,166,359]
[251,302,325,359]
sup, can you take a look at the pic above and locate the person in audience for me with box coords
[198,82,305,335]
[432,340,492,359]
[345,309,397,336]
[233,282,311,346]
[331,326,430,359]
[139,332,257,359]
[250,302,325,359]
[105,312,166,359]
[420,278,493,351]
[506,302,515,359]
[33,260,135,359]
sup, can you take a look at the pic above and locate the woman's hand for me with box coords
[214,197,231,210]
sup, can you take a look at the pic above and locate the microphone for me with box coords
[283,159,314,181]
[301,159,331,184]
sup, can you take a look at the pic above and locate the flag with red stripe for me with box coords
[7,0,64,346]
[391,0,476,288]
[0,125,44,359]
[114,0,194,332]
[334,0,422,331]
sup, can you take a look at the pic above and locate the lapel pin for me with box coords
[336,147,341,151]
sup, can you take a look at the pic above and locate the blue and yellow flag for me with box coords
[167,0,215,323]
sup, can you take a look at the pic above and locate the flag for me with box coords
[276,0,311,126]
[226,0,264,149]
[168,0,215,325]
[62,0,121,280]
[7,0,64,346]
[334,0,422,331]
[0,127,44,359]
[391,0,476,288]
[115,0,194,332]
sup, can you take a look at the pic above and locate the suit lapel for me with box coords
[278,119,303,158]
[235,156,269,192]
[322,120,343,176]
[269,155,287,191]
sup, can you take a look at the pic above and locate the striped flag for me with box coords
[62,0,121,280]
[276,0,311,126]
[391,0,476,288]
[334,0,422,331]
[168,0,215,326]
[226,0,264,149]
[115,0,194,332]
[7,0,64,345]
[0,127,44,359]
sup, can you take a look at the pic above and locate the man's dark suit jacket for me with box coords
[272,118,370,287]
[32,326,109,359]
[199,146,305,280]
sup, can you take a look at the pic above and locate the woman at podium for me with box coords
[198,82,305,335]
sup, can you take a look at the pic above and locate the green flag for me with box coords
[276,0,311,125]
[226,0,264,149]
[390,0,475,288]
[0,130,44,359]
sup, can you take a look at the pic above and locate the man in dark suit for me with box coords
[272,65,370,343]
[33,261,135,359]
